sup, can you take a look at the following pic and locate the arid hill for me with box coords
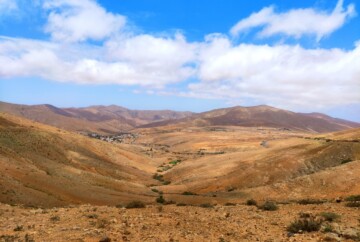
[0,112,160,208]
[1,111,360,208]
[0,101,192,134]
[1,112,360,241]
[1,102,359,135]
[140,105,360,133]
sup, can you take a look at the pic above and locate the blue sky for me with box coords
[0,0,359,121]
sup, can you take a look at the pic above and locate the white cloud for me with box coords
[0,33,196,87]
[0,0,18,15]
[0,0,359,112]
[43,0,126,42]
[230,0,356,41]
[191,35,360,109]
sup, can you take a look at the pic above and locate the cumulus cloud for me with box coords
[0,0,359,111]
[191,35,360,109]
[43,0,126,42]
[230,0,356,41]
[0,33,196,87]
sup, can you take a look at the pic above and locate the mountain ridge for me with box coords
[1,101,359,133]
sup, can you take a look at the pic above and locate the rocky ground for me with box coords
[0,202,359,242]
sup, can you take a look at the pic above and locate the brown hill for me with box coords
[0,112,160,207]
[140,105,360,133]
[0,101,192,134]
[149,127,360,202]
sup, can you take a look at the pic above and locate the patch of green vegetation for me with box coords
[153,173,164,182]
[345,202,360,207]
[345,195,360,202]
[246,199,257,206]
[322,224,334,233]
[169,159,181,165]
[319,212,340,222]
[125,201,146,209]
[258,201,278,211]
[151,188,159,193]
[287,217,322,233]
[162,166,171,171]
[156,196,165,204]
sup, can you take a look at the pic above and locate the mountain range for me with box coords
[1,101,359,133]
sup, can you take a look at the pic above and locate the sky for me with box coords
[0,0,359,121]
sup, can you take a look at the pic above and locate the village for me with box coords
[86,132,138,144]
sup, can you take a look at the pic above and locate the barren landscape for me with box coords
[0,102,360,241]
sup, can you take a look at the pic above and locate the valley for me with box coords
[0,103,359,241]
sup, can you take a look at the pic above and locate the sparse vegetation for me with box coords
[224,202,236,206]
[156,196,165,204]
[322,223,334,233]
[151,188,159,193]
[13,225,23,231]
[259,201,278,211]
[345,202,360,208]
[199,203,214,208]
[86,214,98,219]
[125,201,146,209]
[50,215,60,222]
[153,173,164,182]
[162,181,171,185]
[319,212,340,222]
[246,199,257,206]
[169,160,181,165]
[182,191,197,196]
[287,216,322,233]
[345,195,360,202]
[297,199,326,205]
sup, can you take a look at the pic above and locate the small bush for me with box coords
[287,217,322,233]
[246,199,257,206]
[125,201,146,209]
[162,181,171,185]
[259,201,278,211]
[199,203,214,208]
[182,191,197,196]
[345,195,360,202]
[297,199,325,205]
[151,188,159,193]
[13,225,23,231]
[323,224,334,233]
[153,173,164,181]
[345,202,360,207]
[224,202,236,206]
[169,160,181,165]
[156,196,165,204]
[50,215,60,222]
[319,212,340,222]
